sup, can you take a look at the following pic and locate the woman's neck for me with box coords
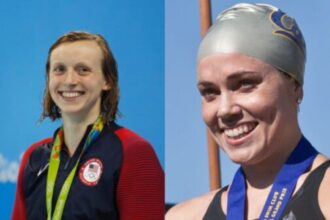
[61,112,100,156]
[241,129,302,220]
[243,129,302,190]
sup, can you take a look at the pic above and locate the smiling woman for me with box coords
[11,32,164,220]
[166,3,330,220]
[48,41,111,134]
[197,53,301,165]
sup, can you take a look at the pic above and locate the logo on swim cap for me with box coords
[270,9,305,53]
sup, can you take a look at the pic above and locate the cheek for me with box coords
[48,78,57,95]
[48,76,64,105]
[91,81,106,95]
[84,76,105,90]
[201,101,218,128]
[241,93,278,124]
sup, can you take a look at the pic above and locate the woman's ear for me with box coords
[289,78,303,111]
[102,82,111,91]
[293,79,303,104]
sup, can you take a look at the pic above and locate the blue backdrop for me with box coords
[0,0,164,218]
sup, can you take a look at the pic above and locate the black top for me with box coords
[203,160,330,220]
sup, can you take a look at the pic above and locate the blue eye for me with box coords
[240,79,255,88]
[235,77,261,92]
[200,88,218,102]
[76,65,91,75]
[52,65,65,74]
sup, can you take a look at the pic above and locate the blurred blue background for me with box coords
[166,0,330,204]
[0,0,164,218]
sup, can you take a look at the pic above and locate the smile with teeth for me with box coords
[223,123,257,139]
[59,91,84,98]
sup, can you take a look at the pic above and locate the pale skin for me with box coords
[166,53,330,220]
[48,40,110,156]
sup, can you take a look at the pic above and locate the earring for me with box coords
[296,98,301,112]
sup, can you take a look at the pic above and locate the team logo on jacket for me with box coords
[79,158,103,186]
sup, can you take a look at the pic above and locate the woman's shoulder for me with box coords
[165,189,221,220]
[109,122,152,149]
[108,123,160,163]
[110,123,163,175]
[23,138,53,160]
[316,156,330,219]
[20,138,52,169]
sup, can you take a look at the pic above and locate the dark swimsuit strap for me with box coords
[203,160,330,220]
[203,186,227,220]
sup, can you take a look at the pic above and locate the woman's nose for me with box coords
[64,69,78,85]
[216,93,242,124]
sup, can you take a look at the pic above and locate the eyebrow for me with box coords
[226,71,261,81]
[75,62,90,66]
[197,81,214,87]
[50,62,91,67]
[197,71,261,87]
[51,62,63,66]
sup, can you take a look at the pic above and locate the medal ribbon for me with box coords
[227,136,318,220]
[46,116,104,220]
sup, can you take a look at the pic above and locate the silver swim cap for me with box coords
[197,3,306,85]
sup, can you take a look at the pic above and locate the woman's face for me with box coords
[48,40,109,120]
[197,53,300,165]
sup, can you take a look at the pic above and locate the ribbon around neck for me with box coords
[46,116,104,220]
[227,136,318,220]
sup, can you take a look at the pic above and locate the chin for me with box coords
[221,141,259,164]
[60,107,83,114]
[225,150,250,164]
[60,108,87,117]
